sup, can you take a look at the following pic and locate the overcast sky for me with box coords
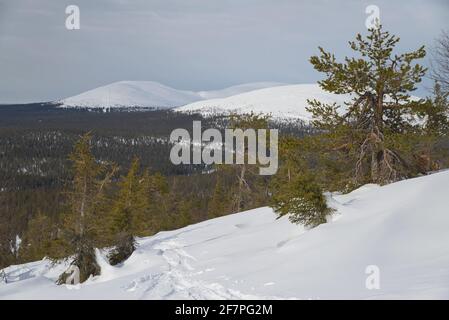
[0,0,448,103]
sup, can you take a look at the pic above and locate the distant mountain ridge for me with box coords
[59,81,354,121]
[59,81,284,110]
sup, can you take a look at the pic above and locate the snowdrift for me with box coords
[1,171,449,299]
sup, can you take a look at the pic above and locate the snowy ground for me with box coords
[1,171,449,299]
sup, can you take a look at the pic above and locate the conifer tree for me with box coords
[151,172,170,195]
[21,213,66,262]
[208,175,228,218]
[270,136,334,228]
[277,136,304,183]
[307,26,427,185]
[177,199,194,227]
[424,81,449,135]
[0,226,14,270]
[145,171,169,232]
[58,133,116,284]
[226,113,270,212]
[271,172,332,228]
[408,81,449,173]
[108,158,149,265]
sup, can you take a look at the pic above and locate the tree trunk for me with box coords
[370,93,384,183]
[79,175,87,237]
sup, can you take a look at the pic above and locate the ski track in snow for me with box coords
[130,238,277,300]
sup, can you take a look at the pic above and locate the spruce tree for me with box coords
[108,158,149,265]
[58,133,116,284]
[307,26,427,185]
[144,171,169,233]
[21,213,66,262]
[0,225,14,270]
[208,175,228,218]
[177,199,194,227]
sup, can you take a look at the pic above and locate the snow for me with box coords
[197,82,285,100]
[59,81,283,109]
[59,81,200,109]
[176,84,351,121]
[1,171,449,299]
[10,235,21,258]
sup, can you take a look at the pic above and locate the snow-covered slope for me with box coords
[59,81,283,109]
[59,81,200,109]
[176,84,351,121]
[2,171,449,299]
[197,82,285,100]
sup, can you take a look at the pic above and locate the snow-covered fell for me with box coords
[197,82,285,100]
[59,81,283,109]
[176,84,351,121]
[2,171,449,299]
[59,81,200,109]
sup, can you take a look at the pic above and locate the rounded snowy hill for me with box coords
[59,81,201,109]
[176,84,351,121]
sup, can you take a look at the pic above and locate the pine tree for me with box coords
[270,172,332,228]
[277,136,304,183]
[58,133,116,284]
[270,135,334,228]
[307,26,427,185]
[226,113,271,212]
[108,158,149,265]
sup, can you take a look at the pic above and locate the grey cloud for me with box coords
[0,0,447,103]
